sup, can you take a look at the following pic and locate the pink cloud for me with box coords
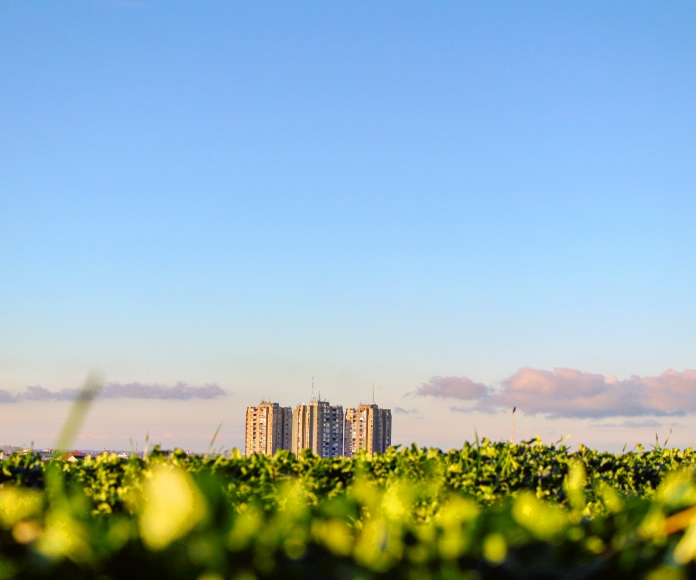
[491,368,696,418]
[415,368,696,419]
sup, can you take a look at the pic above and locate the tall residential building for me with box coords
[245,402,292,456]
[344,404,392,457]
[291,399,344,458]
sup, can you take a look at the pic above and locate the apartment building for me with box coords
[245,402,292,456]
[344,404,392,457]
[291,398,344,458]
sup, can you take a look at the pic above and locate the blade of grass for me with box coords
[207,422,223,456]
[54,371,103,455]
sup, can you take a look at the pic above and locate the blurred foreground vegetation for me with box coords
[3,440,696,578]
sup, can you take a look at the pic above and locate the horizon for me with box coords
[3,3,696,453]
[0,377,689,454]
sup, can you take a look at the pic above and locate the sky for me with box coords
[2,2,696,453]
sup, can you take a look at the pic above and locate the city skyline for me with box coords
[246,398,392,458]
[3,3,696,452]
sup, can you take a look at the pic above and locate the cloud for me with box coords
[622,419,664,429]
[23,385,73,401]
[0,390,18,403]
[0,382,227,403]
[393,407,419,415]
[590,419,686,429]
[415,368,696,419]
[413,376,488,400]
[100,382,226,400]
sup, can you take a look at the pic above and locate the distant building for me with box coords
[39,450,54,461]
[60,451,87,462]
[344,404,392,457]
[291,399,344,458]
[245,402,292,456]
[18,449,54,461]
[0,446,22,456]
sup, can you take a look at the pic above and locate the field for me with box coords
[2,440,696,579]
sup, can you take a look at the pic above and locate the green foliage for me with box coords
[2,440,696,578]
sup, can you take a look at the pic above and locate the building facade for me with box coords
[344,404,392,457]
[245,402,292,456]
[291,399,344,458]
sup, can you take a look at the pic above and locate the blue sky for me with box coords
[2,2,696,452]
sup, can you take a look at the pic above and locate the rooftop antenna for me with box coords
[311,376,315,402]
[372,384,375,404]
